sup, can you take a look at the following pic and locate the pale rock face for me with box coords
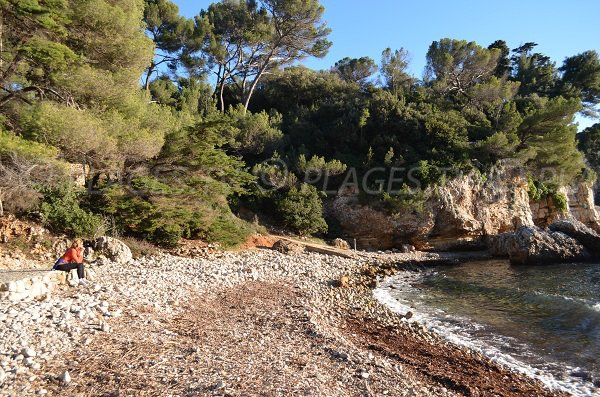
[332,238,351,250]
[331,161,533,250]
[331,161,600,251]
[563,182,600,231]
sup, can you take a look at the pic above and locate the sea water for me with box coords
[374,260,600,396]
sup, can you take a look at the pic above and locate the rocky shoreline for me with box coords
[0,245,566,396]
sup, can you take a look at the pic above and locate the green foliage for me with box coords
[511,43,558,97]
[517,97,586,184]
[276,183,327,235]
[381,47,413,97]
[527,178,567,211]
[579,123,600,166]
[252,162,298,190]
[552,192,568,212]
[200,0,332,111]
[103,176,251,248]
[225,106,284,156]
[333,56,378,84]
[425,38,500,99]
[36,183,105,238]
[0,131,68,214]
[2,0,599,246]
[0,130,59,160]
[559,50,600,112]
[380,186,428,215]
[297,154,347,176]
[527,178,551,201]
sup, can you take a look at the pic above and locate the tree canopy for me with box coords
[1,0,598,244]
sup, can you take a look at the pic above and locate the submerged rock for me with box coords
[489,226,590,265]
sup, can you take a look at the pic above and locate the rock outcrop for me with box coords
[332,238,351,250]
[563,182,600,231]
[489,226,590,265]
[330,160,599,252]
[549,218,600,257]
[330,161,534,251]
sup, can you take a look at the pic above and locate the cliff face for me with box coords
[330,162,599,251]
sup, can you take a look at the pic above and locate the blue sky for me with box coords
[173,0,600,129]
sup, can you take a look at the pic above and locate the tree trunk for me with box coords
[243,68,266,114]
[219,78,226,113]
[144,62,156,91]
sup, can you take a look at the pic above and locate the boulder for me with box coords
[272,239,305,255]
[337,275,350,288]
[549,218,600,256]
[94,237,132,264]
[332,238,351,250]
[489,226,590,265]
[400,244,416,253]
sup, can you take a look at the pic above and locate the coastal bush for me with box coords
[551,192,568,212]
[381,186,428,215]
[276,183,328,235]
[36,183,105,238]
[527,178,551,201]
[102,176,252,248]
[527,178,568,212]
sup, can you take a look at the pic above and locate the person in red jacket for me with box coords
[53,239,87,285]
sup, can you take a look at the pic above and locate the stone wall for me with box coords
[529,196,563,228]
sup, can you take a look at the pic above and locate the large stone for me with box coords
[271,240,305,255]
[489,226,590,265]
[94,237,132,264]
[549,218,600,256]
[332,238,351,250]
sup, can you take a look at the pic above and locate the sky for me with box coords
[173,0,600,129]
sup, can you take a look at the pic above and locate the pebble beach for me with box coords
[0,247,565,396]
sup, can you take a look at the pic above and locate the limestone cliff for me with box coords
[330,162,599,251]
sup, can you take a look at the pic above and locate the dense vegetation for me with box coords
[1,0,599,245]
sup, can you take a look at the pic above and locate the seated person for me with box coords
[53,239,87,285]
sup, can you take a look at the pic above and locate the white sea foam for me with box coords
[374,271,598,397]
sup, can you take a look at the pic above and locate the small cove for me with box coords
[375,259,600,396]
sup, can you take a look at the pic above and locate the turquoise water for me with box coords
[376,260,600,396]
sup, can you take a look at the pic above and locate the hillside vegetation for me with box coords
[1,0,599,246]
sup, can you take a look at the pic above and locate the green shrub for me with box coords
[527,178,551,201]
[551,192,568,212]
[202,213,252,248]
[527,177,568,212]
[380,185,428,215]
[36,183,104,238]
[102,176,252,248]
[276,183,327,235]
